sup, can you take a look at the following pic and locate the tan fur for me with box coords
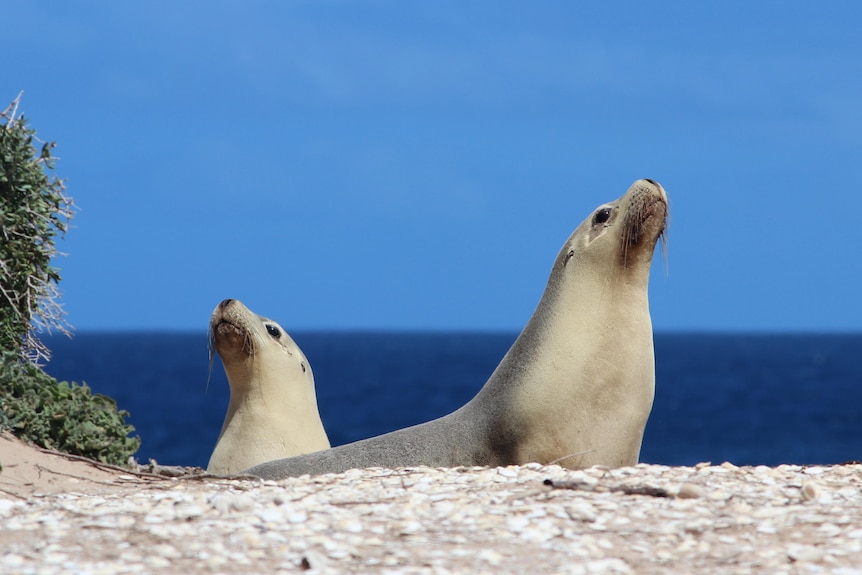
[501,179,667,467]
[206,299,330,474]
[245,179,667,479]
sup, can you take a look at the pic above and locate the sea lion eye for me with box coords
[265,324,281,339]
[593,208,612,224]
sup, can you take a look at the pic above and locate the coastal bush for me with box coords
[0,350,141,465]
[0,94,75,364]
[0,94,140,466]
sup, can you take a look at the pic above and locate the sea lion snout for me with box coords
[210,299,257,356]
[619,180,668,256]
[211,299,241,329]
[632,179,669,213]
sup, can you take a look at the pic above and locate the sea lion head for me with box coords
[206,298,329,474]
[209,298,312,391]
[560,178,668,286]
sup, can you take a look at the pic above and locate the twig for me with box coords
[0,486,29,500]
[32,445,264,484]
[543,478,671,498]
[32,446,191,481]
[171,472,262,482]
[2,91,24,124]
[33,464,135,487]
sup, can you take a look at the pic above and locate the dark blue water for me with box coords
[42,332,862,469]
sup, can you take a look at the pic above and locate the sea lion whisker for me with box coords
[206,326,216,394]
[621,221,634,266]
[243,327,256,357]
[660,202,670,276]
[547,448,598,466]
[659,228,669,276]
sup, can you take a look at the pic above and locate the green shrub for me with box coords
[0,95,139,466]
[0,94,75,364]
[0,350,141,465]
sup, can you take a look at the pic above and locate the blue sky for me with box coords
[5,2,861,332]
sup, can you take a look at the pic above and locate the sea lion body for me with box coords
[246,179,667,479]
[206,299,330,474]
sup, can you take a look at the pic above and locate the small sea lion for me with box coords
[206,299,329,474]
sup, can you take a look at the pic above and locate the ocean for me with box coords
[41,332,862,470]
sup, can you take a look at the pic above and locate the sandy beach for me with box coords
[0,431,860,574]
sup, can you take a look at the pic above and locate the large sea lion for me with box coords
[206,299,330,474]
[246,179,668,479]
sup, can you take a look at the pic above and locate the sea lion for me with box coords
[246,179,668,479]
[206,299,330,474]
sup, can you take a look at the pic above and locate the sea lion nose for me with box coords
[641,179,668,203]
[219,298,235,310]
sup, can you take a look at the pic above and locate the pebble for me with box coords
[676,482,707,499]
[787,543,825,563]
[0,463,860,574]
